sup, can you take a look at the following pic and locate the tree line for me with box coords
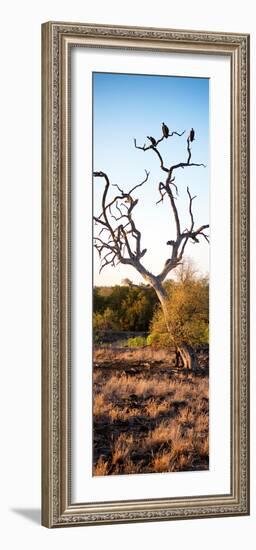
[93,282,158,332]
[93,270,209,350]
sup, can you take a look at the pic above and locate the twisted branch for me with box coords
[94,124,209,285]
[93,170,150,273]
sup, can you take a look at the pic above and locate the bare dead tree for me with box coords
[93,126,209,370]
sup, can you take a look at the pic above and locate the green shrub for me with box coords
[146,333,171,348]
[149,277,209,348]
[93,284,158,332]
[93,307,119,331]
[127,336,148,348]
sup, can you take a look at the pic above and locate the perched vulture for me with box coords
[189,128,195,142]
[147,136,157,147]
[162,122,169,138]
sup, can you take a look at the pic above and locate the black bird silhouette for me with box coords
[147,136,157,147]
[189,128,195,142]
[162,122,169,138]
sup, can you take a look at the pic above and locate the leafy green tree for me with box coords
[93,307,119,331]
[148,276,209,366]
[93,285,158,332]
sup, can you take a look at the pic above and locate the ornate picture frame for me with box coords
[42,21,250,527]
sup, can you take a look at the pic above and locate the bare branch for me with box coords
[134,138,169,173]
[169,130,185,137]
[165,185,181,239]
[94,124,209,282]
[156,182,167,205]
[169,137,206,179]
[134,130,185,174]
[170,177,179,197]
[178,186,210,261]
[187,187,196,231]
[112,183,124,194]
[135,129,185,151]
[93,170,151,273]
[129,169,150,194]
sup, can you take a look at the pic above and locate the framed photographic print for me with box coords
[42,21,250,527]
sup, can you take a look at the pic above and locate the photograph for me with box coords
[41,21,249,527]
[92,72,210,476]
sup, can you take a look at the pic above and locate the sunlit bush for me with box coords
[149,277,209,348]
[127,336,148,348]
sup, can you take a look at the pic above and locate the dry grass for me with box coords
[93,355,209,476]
[94,346,177,365]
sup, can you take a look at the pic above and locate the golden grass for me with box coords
[93,364,209,476]
[93,458,109,476]
[152,452,173,473]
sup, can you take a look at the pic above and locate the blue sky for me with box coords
[93,72,209,286]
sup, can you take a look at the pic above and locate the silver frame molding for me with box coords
[42,21,250,528]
